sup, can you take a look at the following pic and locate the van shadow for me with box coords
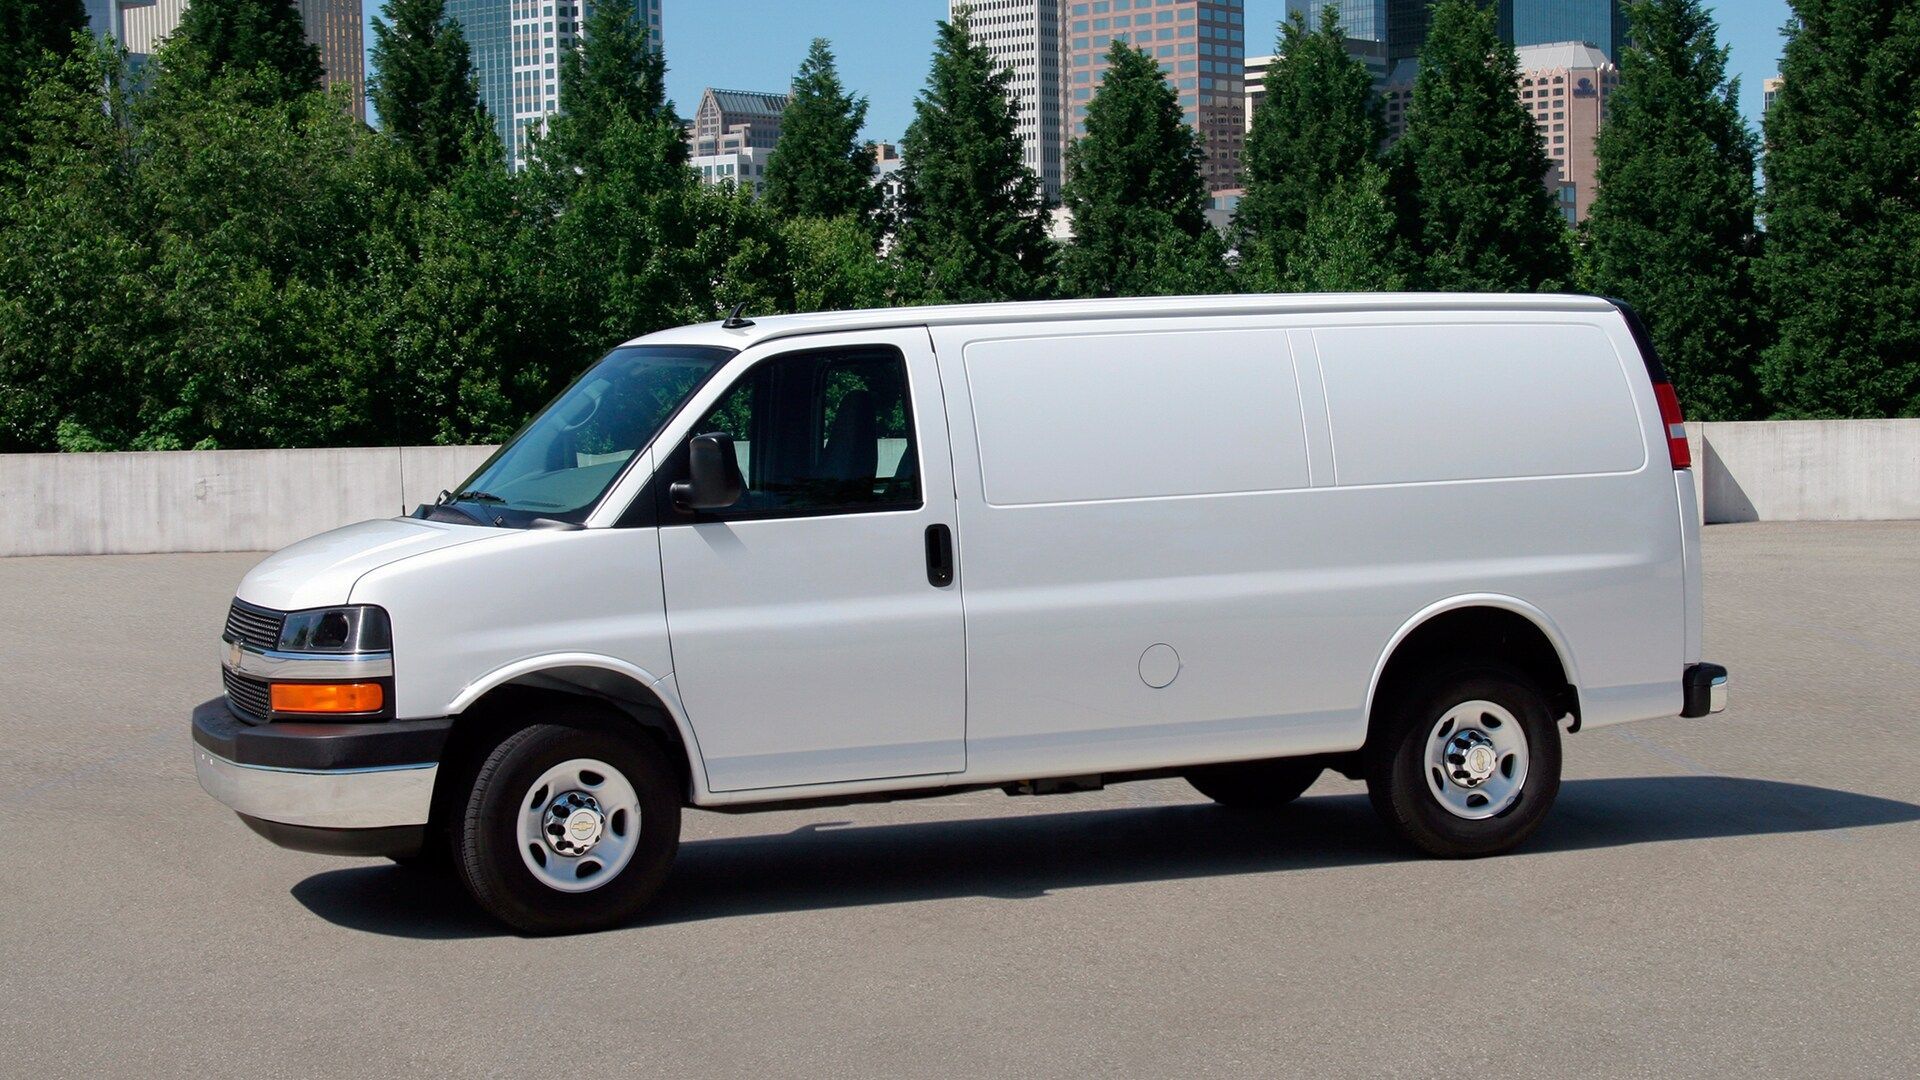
[289,775,1920,940]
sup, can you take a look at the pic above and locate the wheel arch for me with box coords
[1362,596,1584,747]
[439,654,708,805]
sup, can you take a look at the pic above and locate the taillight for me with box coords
[1652,381,1690,469]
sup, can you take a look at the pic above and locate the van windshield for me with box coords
[437,345,734,527]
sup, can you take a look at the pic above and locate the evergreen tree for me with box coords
[763,38,877,221]
[527,4,763,369]
[1285,164,1408,291]
[172,0,323,97]
[536,1,681,179]
[1584,0,1759,420]
[1757,0,1920,417]
[1058,40,1226,297]
[1236,6,1388,290]
[892,10,1051,303]
[1396,0,1571,291]
[370,0,493,182]
[0,0,89,165]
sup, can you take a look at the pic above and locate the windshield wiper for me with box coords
[428,489,503,527]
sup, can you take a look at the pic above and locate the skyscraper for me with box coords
[1388,1,1625,64]
[92,1,367,120]
[1283,0,1386,41]
[1063,0,1247,191]
[687,87,789,193]
[446,0,664,170]
[949,1,1065,200]
[295,0,365,120]
[1382,40,1616,221]
[83,0,121,41]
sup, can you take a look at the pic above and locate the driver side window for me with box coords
[684,345,920,517]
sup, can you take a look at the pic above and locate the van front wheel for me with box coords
[455,719,681,935]
[1366,667,1562,858]
[1186,758,1323,809]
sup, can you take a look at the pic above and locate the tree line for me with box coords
[0,0,1913,452]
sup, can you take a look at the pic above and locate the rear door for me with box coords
[656,328,966,792]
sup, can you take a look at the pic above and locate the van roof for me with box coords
[626,292,1622,351]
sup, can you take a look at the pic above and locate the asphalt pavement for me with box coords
[1,522,1915,1078]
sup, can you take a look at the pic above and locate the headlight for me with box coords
[277,606,392,653]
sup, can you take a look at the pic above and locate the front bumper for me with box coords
[191,697,453,856]
[1680,663,1729,718]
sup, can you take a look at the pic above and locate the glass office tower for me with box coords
[1388,1,1624,64]
[446,0,664,169]
[1284,0,1387,42]
[1498,0,1625,58]
[1063,0,1247,191]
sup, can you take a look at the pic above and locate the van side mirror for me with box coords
[672,432,744,512]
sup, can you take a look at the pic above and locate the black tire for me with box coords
[1365,664,1562,858]
[1186,757,1324,809]
[454,719,681,935]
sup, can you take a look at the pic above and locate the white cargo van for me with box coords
[193,294,1727,933]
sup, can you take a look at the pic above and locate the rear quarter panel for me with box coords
[932,308,1683,780]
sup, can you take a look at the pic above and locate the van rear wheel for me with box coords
[454,718,681,935]
[1365,666,1561,857]
[1186,758,1323,809]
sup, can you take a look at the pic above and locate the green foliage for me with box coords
[783,215,896,312]
[0,0,85,76]
[892,10,1052,303]
[1059,40,1227,297]
[352,135,548,445]
[172,0,324,101]
[0,0,88,166]
[370,0,493,183]
[1,0,1906,451]
[0,38,151,451]
[134,52,388,448]
[527,14,792,363]
[1396,0,1572,291]
[1584,0,1760,420]
[1236,7,1390,290]
[1756,0,1920,418]
[1284,164,1408,292]
[763,39,877,221]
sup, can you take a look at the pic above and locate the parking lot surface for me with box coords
[1,522,1916,1078]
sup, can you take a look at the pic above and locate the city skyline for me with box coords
[348,1,1786,143]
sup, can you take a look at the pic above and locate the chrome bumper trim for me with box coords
[221,638,394,682]
[1708,673,1728,714]
[194,746,435,829]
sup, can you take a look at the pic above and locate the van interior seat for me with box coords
[822,388,878,486]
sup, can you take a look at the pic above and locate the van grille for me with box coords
[224,600,284,650]
[223,667,272,721]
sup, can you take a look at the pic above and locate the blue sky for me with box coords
[363,1,1792,141]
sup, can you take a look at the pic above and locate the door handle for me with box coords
[924,523,954,587]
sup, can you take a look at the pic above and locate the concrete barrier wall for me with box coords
[1,419,1914,555]
[1685,420,1920,524]
[0,445,497,557]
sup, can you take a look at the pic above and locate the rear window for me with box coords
[1315,322,1645,486]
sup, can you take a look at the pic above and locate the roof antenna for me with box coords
[722,301,754,330]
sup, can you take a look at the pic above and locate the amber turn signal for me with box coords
[270,682,385,714]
